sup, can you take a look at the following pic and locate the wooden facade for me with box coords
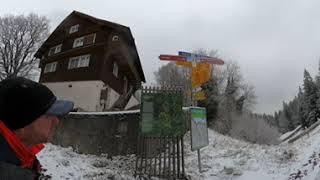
[35,11,145,95]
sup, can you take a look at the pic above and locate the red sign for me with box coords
[199,58,224,65]
[159,55,186,62]
[159,54,224,65]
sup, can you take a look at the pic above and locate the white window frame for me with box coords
[73,37,84,48]
[69,24,79,34]
[113,62,118,77]
[54,44,62,54]
[48,44,62,56]
[112,35,119,41]
[68,54,90,69]
[44,62,57,73]
[79,54,90,67]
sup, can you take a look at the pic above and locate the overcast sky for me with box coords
[1,0,320,114]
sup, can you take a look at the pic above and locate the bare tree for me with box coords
[0,13,49,80]
[154,62,189,87]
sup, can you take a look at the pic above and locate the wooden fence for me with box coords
[135,136,186,179]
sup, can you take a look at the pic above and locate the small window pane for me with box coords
[55,44,62,53]
[44,62,57,73]
[48,48,55,56]
[52,62,57,71]
[69,24,79,34]
[49,44,62,56]
[73,37,84,48]
[68,58,78,69]
[83,55,90,67]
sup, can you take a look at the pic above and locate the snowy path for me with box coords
[185,126,320,180]
[37,126,320,179]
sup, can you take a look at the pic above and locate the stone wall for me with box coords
[53,110,140,156]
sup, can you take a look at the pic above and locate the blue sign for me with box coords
[178,51,211,62]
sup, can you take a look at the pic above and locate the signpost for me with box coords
[159,51,224,173]
[193,91,206,101]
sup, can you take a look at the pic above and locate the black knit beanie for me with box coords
[0,77,56,130]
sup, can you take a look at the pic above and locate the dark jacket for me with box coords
[0,134,40,180]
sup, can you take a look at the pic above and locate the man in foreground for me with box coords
[0,77,74,179]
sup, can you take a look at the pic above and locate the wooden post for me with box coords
[153,137,157,176]
[135,135,141,176]
[181,136,185,177]
[177,136,181,178]
[168,137,171,177]
[147,137,152,175]
[159,136,162,177]
[163,136,167,177]
[173,137,176,178]
[139,136,144,175]
[143,136,147,174]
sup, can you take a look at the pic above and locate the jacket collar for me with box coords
[0,134,20,165]
[0,121,43,169]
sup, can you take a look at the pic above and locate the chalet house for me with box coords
[35,11,145,111]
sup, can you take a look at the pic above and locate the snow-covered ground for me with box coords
[37,125,320,180]
[37,145,137,180]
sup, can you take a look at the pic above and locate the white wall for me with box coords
[43,81,122,111]
[106,88,120,109]
[124,95,140,110]
[43,81,103,111]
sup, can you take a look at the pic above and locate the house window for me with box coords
[48,44,62,56]
[68,54,90,69]
[44,62,57,73]
[113,62,118,77]
[112,35,119,41]
[73,33,96,48]
[73,37,84,48]
[69,24,79,34]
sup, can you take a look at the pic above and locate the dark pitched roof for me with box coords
[35,11,145,82]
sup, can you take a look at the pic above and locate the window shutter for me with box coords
[84,33,96,45]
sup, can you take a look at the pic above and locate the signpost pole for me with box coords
[190,63,202,173]
[197,149,202,172]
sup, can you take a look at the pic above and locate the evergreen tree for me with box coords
[302,69,318,127]
[315,60,320,119]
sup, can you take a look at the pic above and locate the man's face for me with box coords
[15,115,60,147]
